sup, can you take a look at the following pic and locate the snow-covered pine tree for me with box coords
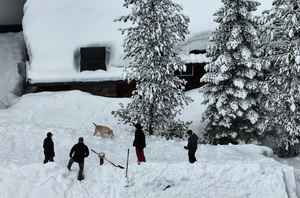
[113,0,192,136]
[259,0,300,156]
[201,0,263,144]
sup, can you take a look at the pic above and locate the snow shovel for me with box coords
[104,157,125,169]
[91,149,125,169]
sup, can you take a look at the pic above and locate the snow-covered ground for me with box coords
[0,33,24,108]
[0,90,297,198]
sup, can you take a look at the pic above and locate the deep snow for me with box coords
[0,90,297,198]
[0,33,24,108]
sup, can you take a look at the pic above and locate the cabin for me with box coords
[179,32,210,90]
[20,0,210,97]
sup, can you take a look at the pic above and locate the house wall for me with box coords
[26,80,136,97]
[0,0,25,25]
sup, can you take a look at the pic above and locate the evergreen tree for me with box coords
[113,0,192,136]
[260,0,300,156]
[201,0,263,144]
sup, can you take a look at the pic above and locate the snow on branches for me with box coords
[113,0,192,136]
[201,0,263,144]
[260,0,300,155]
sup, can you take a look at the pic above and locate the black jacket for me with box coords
[187,133,198,150]
[133,129,146,149]
[69,143,89,163]
[43,137,55,157]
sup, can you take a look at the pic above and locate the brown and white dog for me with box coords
[93,123,114,138]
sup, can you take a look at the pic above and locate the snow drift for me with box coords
[0,90,297,198]
[0,33,24,108]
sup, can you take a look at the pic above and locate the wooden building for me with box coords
[21,0,210,97]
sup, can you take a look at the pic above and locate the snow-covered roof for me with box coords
[179,31,211,64]
[23,0,211,84]
[179,31,211,55]
[180,54,210,64]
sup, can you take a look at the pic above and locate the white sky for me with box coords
[178,0,274,33]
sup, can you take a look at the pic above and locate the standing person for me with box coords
[43,132,55,164]
[184,130,198,163]
[67,137,89,181]
[133,123,146,164]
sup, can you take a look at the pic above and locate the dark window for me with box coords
[80,47,106,71]
[175,64,194,77]
[189,49,206,55]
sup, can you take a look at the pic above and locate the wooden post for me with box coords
[125,149,129,178]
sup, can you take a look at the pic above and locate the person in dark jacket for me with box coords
[184,130,198,163]
[43,132,55,164]
[133,123,146,164]
[67,137,89,180]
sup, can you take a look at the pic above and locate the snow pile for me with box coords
[0,90,297,198]
[0,33,24,108]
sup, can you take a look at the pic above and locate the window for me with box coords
[80,47,106,71]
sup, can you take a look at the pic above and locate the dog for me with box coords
[93,123,114,138]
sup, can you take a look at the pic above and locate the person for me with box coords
[67,137,89,181]
[184,130,198,163]
[43,132,55,164]
[133,123,146,164]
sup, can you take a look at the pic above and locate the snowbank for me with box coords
[0,90,297,197]
[0,33,24,108]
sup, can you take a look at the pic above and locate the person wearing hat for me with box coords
[43,132,55,164]
[184,130,198,163]
[67,137,89,181]
[133,123,146,164]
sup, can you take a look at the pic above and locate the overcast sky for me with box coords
[179,0,274,33]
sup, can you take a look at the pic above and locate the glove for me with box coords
[184,146,188,150]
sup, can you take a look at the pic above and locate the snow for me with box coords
[179,31,211,55]
[0,33,24,108]
[180,53,210,64]
[22,0,214,83]
[296,55,300,65]
[28,67,124,84]
[0,90,297,198]
[23,0,129,83]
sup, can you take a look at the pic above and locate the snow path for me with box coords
[0,91,297,198]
